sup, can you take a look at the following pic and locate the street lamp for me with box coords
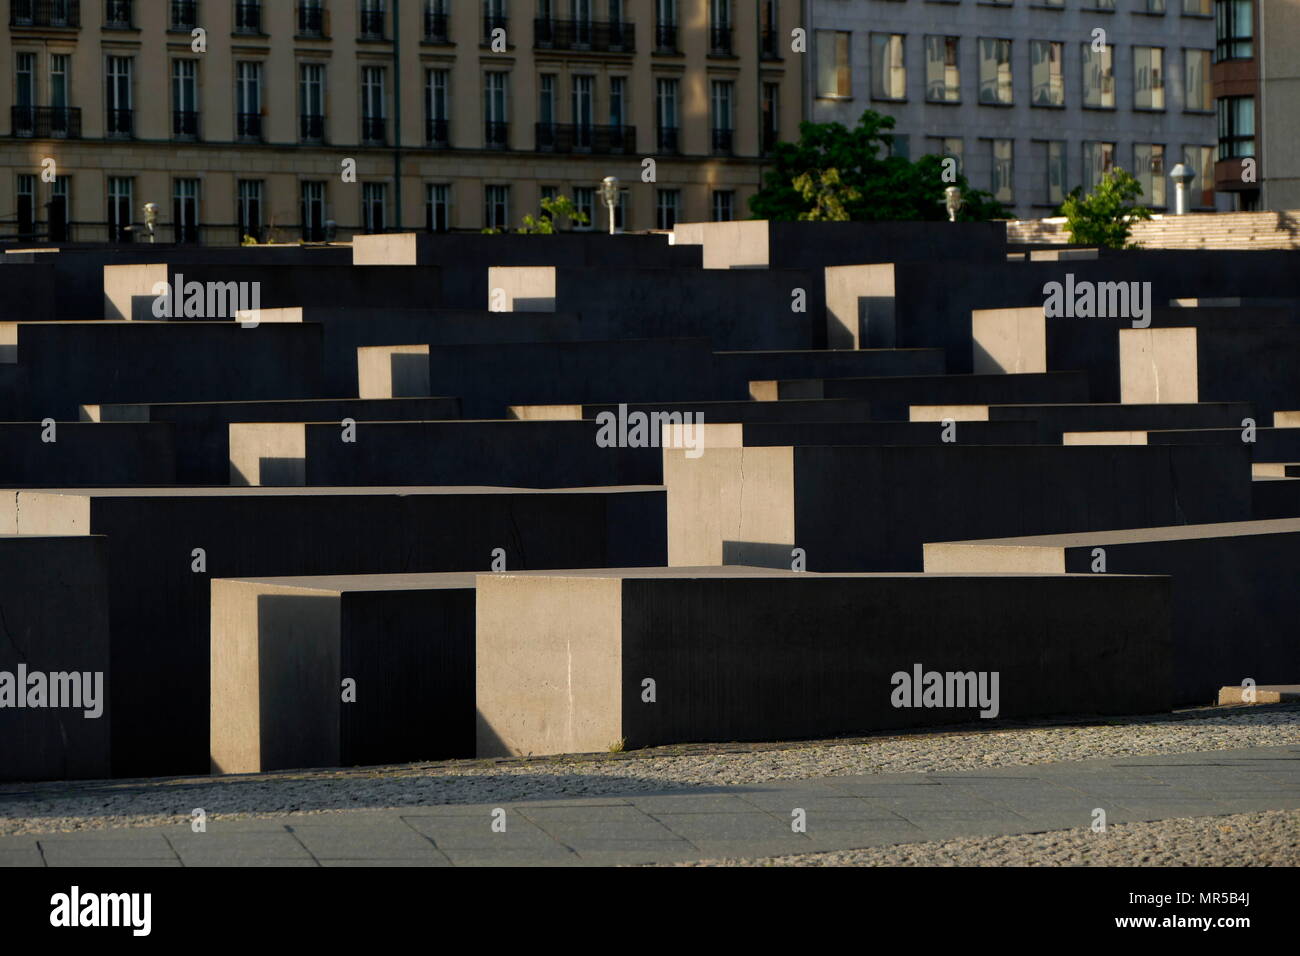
[944,186,963,223]
[601,176,620,235]
[1169,163,1195,216]
[143,202,158,243]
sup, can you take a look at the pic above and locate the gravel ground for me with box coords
[1,706,1296,837]
[678,809,1300,866]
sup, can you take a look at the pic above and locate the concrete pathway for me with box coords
[2,745,1297,867]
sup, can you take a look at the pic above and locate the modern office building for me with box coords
[808,0,1221,217]
[2,0,803,243]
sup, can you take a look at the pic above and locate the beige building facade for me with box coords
[2,0,804,243]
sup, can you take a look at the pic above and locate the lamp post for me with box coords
[943,186,963,223]
[143,202,158,243]
[1169,163,1195,216]
[601,175,620,235]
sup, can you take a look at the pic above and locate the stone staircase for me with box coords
[1007,210,1300,249]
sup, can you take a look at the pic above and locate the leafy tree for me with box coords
[1059,167,1153,249]
[520,195,589,234]
[750,110,1007,222]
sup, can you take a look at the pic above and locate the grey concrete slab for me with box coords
[0,422,176,487]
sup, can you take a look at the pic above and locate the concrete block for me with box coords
[0,535,111,782]
[752,372,1090,420]
[906,402,1254,444]
[229,420,660,487]
[665,444,1251,570]
[925,519,1300,703]
[211,573,476,773]
[0,422,175,486]
[82,397,459,485]
[7,485,667,777]
[475,568,1172,756]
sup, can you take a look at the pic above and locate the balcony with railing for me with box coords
[236,112,262,141]
[535,123,634,154]
[361,115,386,145]
[234,0,261,34]
[106,107,132,136]
[656,125,678,153]
[710,25,733,55]
[297,2,325,37]
[484,120,508,148]
[11,0,80,27]
[103,0,131,28]
[426,117,449,147]
[359,7,385,39]
[760,27,780,59]
[300,113,324,142]
[711,128,734,155]
[11,105,82,138]
[534,18,633,52]
[654,22,676,53]
[169,0,195,30]
[172,109,199,138]
[482,13,506,45]
[424,9,449,42]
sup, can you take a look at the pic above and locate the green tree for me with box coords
[749,110,1007,222]
[519,194,589,234]
[1059,167,1153,249]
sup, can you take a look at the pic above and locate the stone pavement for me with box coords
[2,745,1296,867]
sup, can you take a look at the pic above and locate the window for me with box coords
[1217,96,1254,159]
[49,176,69,242]
[172,60,199,138]
[889,135,910,160]
[484,71,508,147]
[656,188,679,230]
[539,74,556,129]
[1185,145,1215,207]
[1183,0,1210,14]
[300,0,326,37]
[484,184,510,230]
[925,37,959,103]
[1082,141,1115,192]
[106,55,132,136]
[362,182,386,233]
[710,0,732,54]
[1215,0,1253,61]
[927,136,963,175]
[50,54,69,111]
[235,0,262,34]
[360,0,386,39]
[14,53,35,134]
[871,34,906,101]
[990,139,1013,203]
[173,178,200,244]
[711,80,733,154]
[1081,43,1114,108]
[426,183,451,232]
[301,181,326,242]
[108,176,133,243]
[978,38,1012,105]
[361,65,386,144]
[16,174,35,237]
[816,31,851,98]
[655,0,677,51]
[572,186,595,230]
[426,69,449,146]
[712,190,735,222]
[1090,0,1115,8]
[300,63,325,142]
[759,0,779,58]
[656,77,679,152]
[171,0,198,30]
[1134,144,1166,207]
[573,74,594,136]
[609,76,626,128]
[237,180,262,242]
[1134,47,1164,110]
[1043,141,1067,205]
[761,82,779,152]
[105,0,133,28]
[1185,49,1212,110]
[235,61,262,140]
[1030,41,1064,106]
[1145,0,1166,10]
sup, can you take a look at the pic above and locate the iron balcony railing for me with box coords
[11,0,80,27]
[482,13,506,44]
[426,116,449,146]
[236,112,262,140]
[172,109,199,138]
[534,18,633,52]
[484,120,508,148]
[710,25,732,55]
[106,106,132,136]
[297,2,324,36]
[535,122,634,154]
[11,105,82,137]
[361,115,386,144]
[300,113,324,141]
[711,128,734,155]
[654,23,676,52]
[656,125,678,153]
[359,7,384,38]
[103,0,131,28]
[234,0,261,33]
[169,0,195,30]
[424,9,448,41]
